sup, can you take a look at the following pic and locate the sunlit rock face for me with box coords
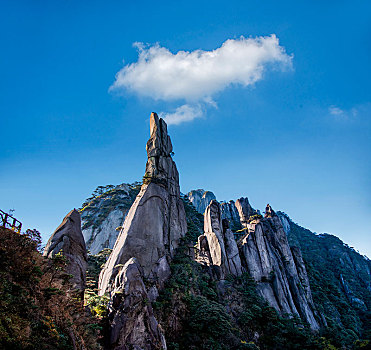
[43,209,87,294]
[239,206,320,330]
[196,199,242,279]
[82,207,126,255]
[98,112,187,296]
[235,197,255,227]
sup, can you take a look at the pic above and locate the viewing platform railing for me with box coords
[0,209,22,233]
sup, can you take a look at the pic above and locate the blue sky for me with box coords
[1,0,370,256]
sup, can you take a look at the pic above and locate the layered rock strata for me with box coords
[43,209,87,294]
[99,113,187,295]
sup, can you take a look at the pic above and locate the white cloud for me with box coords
[329,106,345,116]
[160,104,203,125]
[329,105,358,121]
[111,35,293,124]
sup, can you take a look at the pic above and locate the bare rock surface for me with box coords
[43,209,87,293]
[83,208,126,255]
[99,113,187,295]
[80,183,140,255]
[201,200,242,279]
[220,200,242,231]
[187,189,216,214]
[108,258,167,350]
[239,206,320,330]
[235,197,255,227]
[222,218,243,276]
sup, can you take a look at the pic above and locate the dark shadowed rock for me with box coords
[43,209,87,293]
[108,258,167,350]
[220,200,242,231]
[99,112,187,295]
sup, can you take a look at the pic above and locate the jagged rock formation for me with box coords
[107,258,167,350]
[80,183,140,255]
[220,200,242,231]
[188,193,256,232]
[43,209,88,293]
[279,211,371,332]
[197,200,242,278]
[189,190,320,329]
[235,197,255,226]
[222,218,243,276]
[187,189,216,214]
[99,113,187,295]
[239,206,320,330]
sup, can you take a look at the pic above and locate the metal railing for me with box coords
[0,209,22,233]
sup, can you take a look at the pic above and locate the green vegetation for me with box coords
[0,227,101,350]
[229,218,243,233]
[153,236,335,350]
[80,182,141,231]
[85,248,112,318]
[2,180,369,350]
[248,214,263,223]
[182,195,204,243]
[278,212,371,349]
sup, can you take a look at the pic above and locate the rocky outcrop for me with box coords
[107,258,167,350]
[80,183,139,255]
[187,189,216,214]
[222,218,243,277]
[220,200,242,231]
[277,211,291,235]
[43,209,87,294]
[99,113,187,295]
[198,200,242,278]
[83,208,126,255]
[187,191,320,329]
[239,206,320,330]
[235,197,255,227]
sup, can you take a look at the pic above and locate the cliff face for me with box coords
[198,200,242,278]
[99,113,187,296]
[278,211,371,338]
[5,116,371,349]
[94,113,187,350]
[80,183,141,255]
[220,200,243,231]
[239,209,320,330]
[107,258,167,350]
[189,192,319,329]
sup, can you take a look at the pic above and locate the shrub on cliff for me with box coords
[0,227,102,350]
